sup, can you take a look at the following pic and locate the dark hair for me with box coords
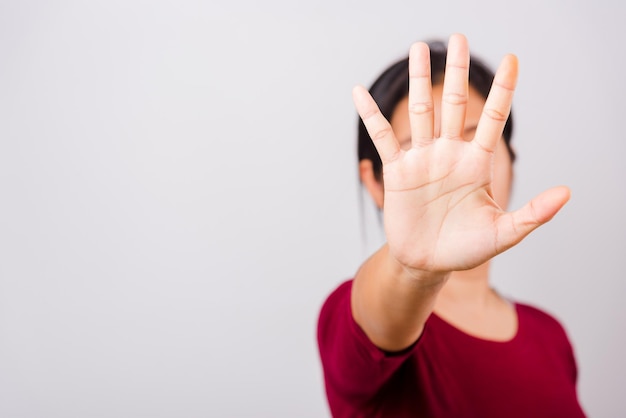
[357,40,516,180]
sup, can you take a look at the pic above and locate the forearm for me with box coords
[351,244,449,352]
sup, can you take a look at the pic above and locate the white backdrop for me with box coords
[1,1,624,416]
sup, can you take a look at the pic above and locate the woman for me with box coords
[317,34,585,417]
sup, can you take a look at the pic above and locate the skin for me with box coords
[351,34,571,352]
[361,88,518,341]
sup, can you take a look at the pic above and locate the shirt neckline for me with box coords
[428,302,522,345]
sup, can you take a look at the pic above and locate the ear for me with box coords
[359,159,384,210]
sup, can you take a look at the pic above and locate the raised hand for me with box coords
[353,34,570,275]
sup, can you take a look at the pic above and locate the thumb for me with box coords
[495,186,571,253]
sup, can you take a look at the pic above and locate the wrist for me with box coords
[384,244,450,287]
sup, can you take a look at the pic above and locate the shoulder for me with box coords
[320,279,353,312]
[317,279,354,345]
[515,301,574,350]
[516,302,563,327]
[515,301,579,382]
[516,302,565,330]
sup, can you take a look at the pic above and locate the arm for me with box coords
[351,35,570,352]
[351,244,447,352]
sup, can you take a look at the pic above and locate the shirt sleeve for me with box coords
[317,279,420,414]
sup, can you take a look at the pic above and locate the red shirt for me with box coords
[318,280,586,417]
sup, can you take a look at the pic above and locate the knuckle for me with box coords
[443,92,467,106]
[371,126,393,142]
[442,133,463,141]
[360,106,378,120]
[493,80,515,92]
[482,107,508,122]
[408,101,433,116]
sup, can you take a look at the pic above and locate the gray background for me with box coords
[1,0,624,416]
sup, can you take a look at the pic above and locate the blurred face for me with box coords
[389,84,513,210]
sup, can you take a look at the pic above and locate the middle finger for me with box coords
[440,34,470,140]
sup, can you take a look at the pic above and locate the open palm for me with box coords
[353,35,570,274]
